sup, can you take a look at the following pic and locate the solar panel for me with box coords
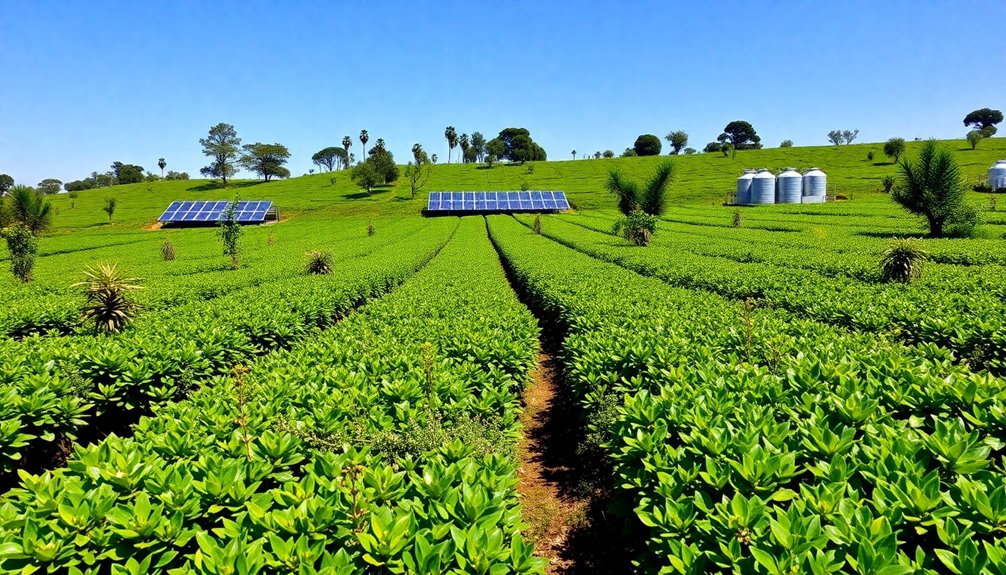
[158,200,274,224]
[423,191,569,214]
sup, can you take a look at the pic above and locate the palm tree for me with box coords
[605,163,674,216]
[459,134,470,163]
[359,130,369,158]
[571,150,576,160]
[342,136,352,167]
[8,184,52,233]
[158,158,166,177]
[893,140,967,237]
[444,126,457,163]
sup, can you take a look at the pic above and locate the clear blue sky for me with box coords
[2,0,1003,186]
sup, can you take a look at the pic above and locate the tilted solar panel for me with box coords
[158,200,274,224]
[423,191,569,214]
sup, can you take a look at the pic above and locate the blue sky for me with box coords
[2,0,1003,186]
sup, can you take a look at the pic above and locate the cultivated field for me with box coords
[2,138,1006,573]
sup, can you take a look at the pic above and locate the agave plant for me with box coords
[879,239,927,283]
[74,264,142,333]
[305,250,333,275]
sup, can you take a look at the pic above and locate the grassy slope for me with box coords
[44,138,1006,231]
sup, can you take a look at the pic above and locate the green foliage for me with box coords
[964,107,1002,137]
[605,162,674,216]
[199,122,241,185]
[884,137,906,162]
[103,197,117,223]
[612,209,657,246]
[894,140,975,237]
[239,142,291,182]
[0,174,13,195]
[35,178,62,195]
[719,120,762,150]
[305,250,333,275]
[780,139,793,148]
[495,128,546,162]
[683,147,696,155]
[351,162,380,195]
[74,263,142,333]
[532,215,541,234]
[311,146,347,172]
[633,134,662,156]
[602,149,615,158]
[486,138,505,167]
[7,184,52,233]
[703,141,722,153]
[218,202,243,269]
[444,126,457,163]
[4,223,37,282]
[967,130,984,150]
[366,144,399,184]
[733,208,743,227]
[868,150,875,161]
[405,158,431,199]
[879,238,927,283]
[367,222,375,236]
[882,175,896,193]
[665,130,688,154]
[110,161,145,184]
[621,148,637,157]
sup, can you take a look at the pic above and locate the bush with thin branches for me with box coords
[879,239,927,283]
[218,202,242,269]
[74,264,142,333]
[4,224,37,282]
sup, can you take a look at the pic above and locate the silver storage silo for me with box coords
[990,160,1006,190]
[802,167,827,203]
[778,168,803,203]
[751,169,776,204]
[736,170,755,204]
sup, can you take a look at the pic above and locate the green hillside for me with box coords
[45,138,1006,230]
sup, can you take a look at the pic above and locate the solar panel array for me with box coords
[426,191,569,213]
[158,200,273,224]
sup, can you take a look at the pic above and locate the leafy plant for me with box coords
[733,209,743,228]
[103,197,117,223]
[305,250,333,275]
[612,210,657,246]
[605,162,674,216]
[881,175,896,193]
[74,263,143,333]
[867,151,875,161]
[532,215,542,235]
[7,184,52,233]
[4,223,37,282]
[367,222,375,236]
[879,238,927,283]
[161,239,176,261]
[218,201,242,269]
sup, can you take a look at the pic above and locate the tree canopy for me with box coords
[36,179,62,195]
[312,147,348,172]
[963,108,1003,137]
[718,121,762,150]
[351,162,380,195]
[111,162,145,184]
[239,143,291,182]
[200,123,241,185]
[634,134,662,156]
[496,128,546,162]
[366,142,399,184]
[0,175,12,195]
[884,137,906,163]
[665,131,688,155]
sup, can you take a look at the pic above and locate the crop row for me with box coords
[521,213,1006,374]
[0,217,545,573]
[0,218,426,338]
[0,218,457,485]
[488,215,1006,574]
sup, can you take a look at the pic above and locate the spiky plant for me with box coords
[306,251,333,275]
[161,239,176,261]
[605,163,674,216]
[605,170,640,215]
[8,185,52,233]
[74,264,142,333]
[532,215,542,235]
[893,140,968,237]
[879,239,927,283]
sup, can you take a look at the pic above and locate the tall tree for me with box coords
[110,162,145,184]
[312,147,347,172]
[842,129,859,144]
[572,149,577,160]
[884,137,906,163]
[199,123,241,185]
[36,179,62,195]
[0,174,13,195]
[459,134,470,163]
[359,130,369,158]
[444,126,458,163]
[158,158,166,177]
[470,132,486,162]
[665,131,688,154]
[634,134,662,156]
[239,143,291,182]
[893,140,971,238]
[411,143,428,164]
[963,108,1003,137]
[827,130,844,146]
[342,136,353,165]
[496,128,546,162]
[718,121,762,150]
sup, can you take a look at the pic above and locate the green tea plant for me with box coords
[880,238,927,283]
[74,263,143,333]
[612,210,657,246]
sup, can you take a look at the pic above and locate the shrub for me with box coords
[633,134,662,156]
[989,196,997,212]
[612,210,657,246]
[520,181,530,192]
[605,163,674,217]
[944,203,980,238]
[883,137,906,162]
[532,215,542,235]
[879,239,927,283]
[602,150,615,158]
[867,151,875,161]
[525,163,535,175]
[103,198,117,223]
[973,182,993,194]
[780,140,793,148]
[305,251,333,275]
[161,240,176,261]
[74,263,142,333]
[683,147,696,155]
[967,130,984,150]
[4,224,37,282]
[218,202,242,269]
[881,175,896,193]
[733,209,742,228]
[367,222,376,236]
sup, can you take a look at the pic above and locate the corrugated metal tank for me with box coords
[777,168,803,203]
[736,170,755,204]
[990,160,1006,190]
[751,169,776,204]
[802,167,827,200]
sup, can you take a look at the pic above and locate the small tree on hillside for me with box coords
[406,159,432,199]
[634,134,662,156]
[36,179,62,195]
[158,158,166,177]
[218,202,242,269]
[199,123,241,185]
[352,162,380,196]
[485,138,505,168]
[9,185,52,233]
[827,130,844,146]
[843,129,859,144]
[893,140,976,238]
[718,121,762,150]
[240,143,291,182]
[780,140,794,148]
[967,130,984,150]
[103,198,117,223]
[883,137,906,163]
[602,150,614,158]
[665,131,688,155]
[964,108,1003,137]
[312,147,346,172]
[3,224,37,282]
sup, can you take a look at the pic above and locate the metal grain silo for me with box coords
[736,170,755,204]
[990,160,1006,190]
[751,169,776,204]
[802,167,827,202]
[777,168,802,203]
